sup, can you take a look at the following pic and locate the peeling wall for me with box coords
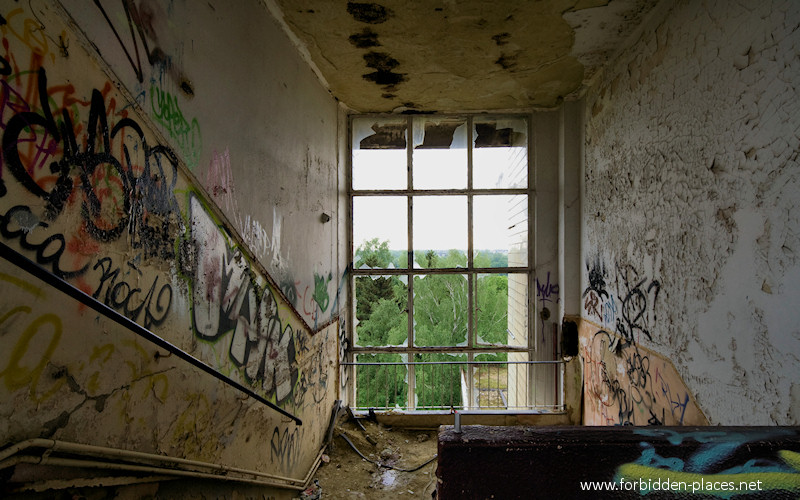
[582,0,800,424]
[0,0,343,497]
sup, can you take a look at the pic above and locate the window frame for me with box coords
[346,113,537,410]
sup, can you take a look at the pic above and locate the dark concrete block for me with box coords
[436,425,800,499]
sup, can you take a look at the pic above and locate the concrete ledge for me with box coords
[436,426,800,499]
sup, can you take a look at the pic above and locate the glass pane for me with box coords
[354,275,408,347]
[473,117,528,189]
[412,117,467,189]
[355,353,407,409]
[413,196,467,268]
[413,274,467,347]
[473,195,528,267]
[507,272,528,348]
[353,196,406,266]
[474,273,521,347]
[414,352,466,410]
[352,117,407,190]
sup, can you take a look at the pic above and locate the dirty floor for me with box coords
[310,413,439,499]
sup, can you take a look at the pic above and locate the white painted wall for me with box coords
[582,0,800,424]
[0,0,345,497]
[60,0,345,330]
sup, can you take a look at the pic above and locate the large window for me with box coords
[348,115,552,412]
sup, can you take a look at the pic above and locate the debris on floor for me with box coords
[310,408,439,499]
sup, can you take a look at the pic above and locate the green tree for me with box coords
[354,239,404,330]
[354,242,511,409]
[355,238,393,268]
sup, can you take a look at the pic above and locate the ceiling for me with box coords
[272,0,662,113]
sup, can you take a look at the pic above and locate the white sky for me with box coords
[352,148,527,252]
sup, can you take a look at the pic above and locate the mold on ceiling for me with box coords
[272,0,662,112]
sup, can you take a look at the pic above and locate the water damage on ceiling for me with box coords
[272,0,662,112]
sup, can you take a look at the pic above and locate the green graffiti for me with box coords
[312,273,331,312]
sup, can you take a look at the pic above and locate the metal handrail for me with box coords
[0,240,301,426]
[346,358,565,412]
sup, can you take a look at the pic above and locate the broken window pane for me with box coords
[355,353,408,409]
[473,118,528,189]
[474,273,518,347]
[352,117,407,190]
[414,352,466,410]
[354,275,408,347]
[412,117,467,189]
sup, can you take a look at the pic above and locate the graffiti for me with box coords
[0,205,90,279]
[313,272,332,312]
[0,308,63,399]
[93,0,184,85]
[297,282,318,324]
[205,148,235,209]
[615,428,800,496]
[281,278,298,306]
[270,426,302,471]
[535,271,559,344]
[583,258,659,346]
[615,263,660,345]
[92,256,172,329]
[1,64,183,260]
[583,256,609,299]
[204,149,287,272]
[584,257,621,329]
[185,194,298,403]
[150,83,201,168]
[584,291,617,327]
[535,271,560,309]
[0,273,64,400]
[654,365,690,427]
[339,318,349,393]
[582,328,702,426]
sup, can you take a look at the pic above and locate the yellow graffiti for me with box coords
[616,458,800,497]
[172,392,218,460]
[86,343,116,394]
[0,305,33,326]
[3,8,52,60]
[0,273,45,298]
[145,372,169,402]
[0,313,63,400]
[780,450,800,471]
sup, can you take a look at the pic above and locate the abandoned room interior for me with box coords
[0,0,798,498]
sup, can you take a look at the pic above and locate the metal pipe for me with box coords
[4,455,305,490]
[0,437,325,490]
[0,241,301,426]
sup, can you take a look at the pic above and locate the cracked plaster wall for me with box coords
[583,0,800,424]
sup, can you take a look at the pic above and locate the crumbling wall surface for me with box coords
[583,0,800,425]
[0,1,340,497]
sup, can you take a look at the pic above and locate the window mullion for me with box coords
[406,115,415,410]
[467,115,475,349]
